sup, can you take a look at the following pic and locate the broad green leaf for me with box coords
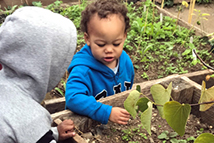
[124,90,140,119]
[163,101,191,136]
[199,81,214,111]
[140,101,152,135]
[136,97,149,112]
[150,82,172,118]
[194,133,214,143]
[136,85,141,93]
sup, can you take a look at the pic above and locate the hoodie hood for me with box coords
[68,44,128,77]
[0,6,77,103]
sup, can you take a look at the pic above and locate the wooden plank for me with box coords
[51,74,180,132]
[43,97,65,114]
[155,5,208,36]
[160,77,194,104]
[183,70,214,88]
[54,118,87,143]
[50,72,214,132]
[181,76,202,117]
[51,110,98,132]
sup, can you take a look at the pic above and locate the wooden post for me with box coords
[161,0,164,9]
[188,0,196,24]
[190,0,196,24]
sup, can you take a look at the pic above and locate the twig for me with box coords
[190,101,214,106]
[25,0,29,5]
[193,49,214,70]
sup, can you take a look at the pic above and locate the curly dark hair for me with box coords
[80,0,130,33]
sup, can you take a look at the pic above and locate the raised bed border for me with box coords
[48,70,214,133]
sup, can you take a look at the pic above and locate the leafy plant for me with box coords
[194,133,214,143]
[0,5,18,15]
[124,80,214,142]
[32,1,43,7]
[54,79,66,96]
[46,0,63,13]
[196,0,212,4]
[158,130,180,142]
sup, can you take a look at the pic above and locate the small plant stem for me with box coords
[65,70,68,83]
[134,7,149,56]
[190,101,214,106]
[78,0,81,8]
[150,0,155,40]
[179,16,199,48]
[153,103,163,107]
[25,0,29,5]
[172,9,181,35]
[144,8,149,33]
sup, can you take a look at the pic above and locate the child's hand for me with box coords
[109,107,130,124]
[57,119,76,141]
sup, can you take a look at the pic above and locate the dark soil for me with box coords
[83,108,214,143]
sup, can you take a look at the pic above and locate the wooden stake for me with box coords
[189,0,196,24]
[161,0,164,9]
[188,0,193,23]
[54,119,87,143]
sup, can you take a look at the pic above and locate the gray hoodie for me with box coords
[0,6,77,143]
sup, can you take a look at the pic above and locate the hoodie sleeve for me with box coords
[65,66,112,124]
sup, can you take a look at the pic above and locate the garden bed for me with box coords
[51,70,214,143]
[38,1,214,142]
[1,0,213,142]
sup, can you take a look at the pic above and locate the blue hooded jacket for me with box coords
[65,44,134,124]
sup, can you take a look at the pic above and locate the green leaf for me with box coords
[199,81,214,111]
[158,131,169,139]
[134,65,140,69]
[136,97,149,112]
[124,90,140,119]
[169,132,178,138]
[170,138,180,143]
[187,136,195,141]
[55,87,64,96]
[163,101,191,136]
[150,82,172,119]
[202,13,210,16]
[140,101,153,135]
[182,49,191,56]
[194,133,214,143]
[136,85,141,93]
[192,60,198,65]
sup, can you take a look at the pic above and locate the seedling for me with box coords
[158,130,178,142]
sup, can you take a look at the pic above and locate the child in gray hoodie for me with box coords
[0,6,77,143]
